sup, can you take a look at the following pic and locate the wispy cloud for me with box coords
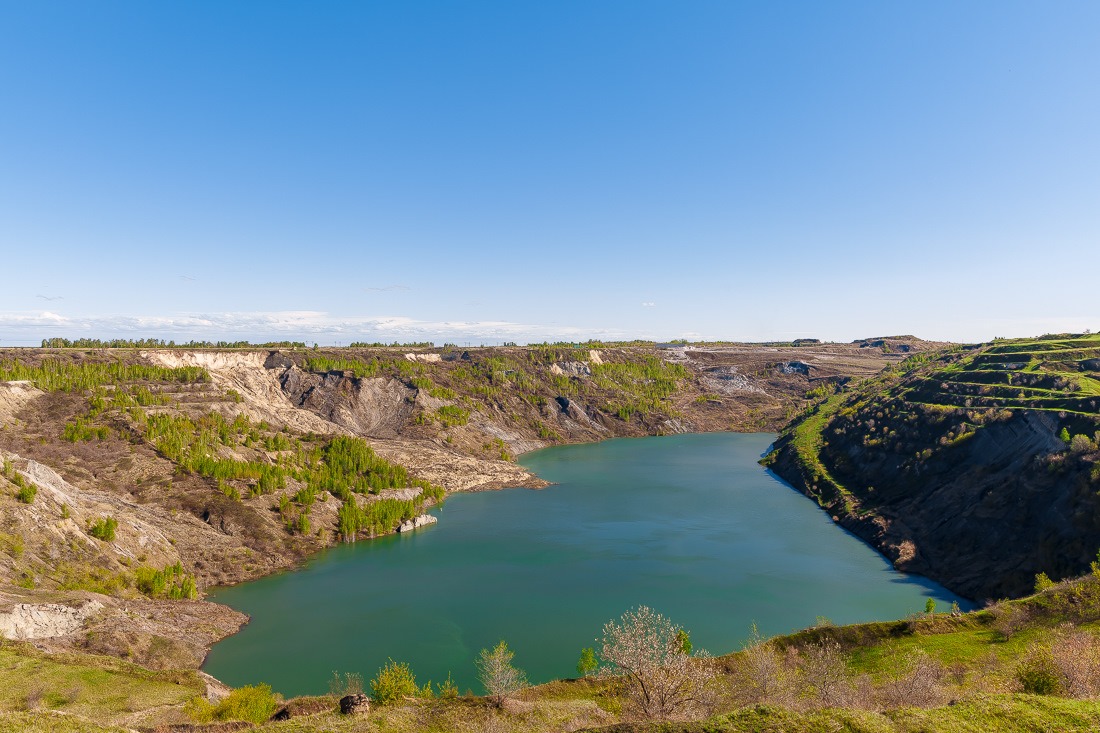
[641,302,656,307]
[36,295,64,301]
[364,285,411,292]
[0,310,627,345]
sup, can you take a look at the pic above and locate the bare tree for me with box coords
[1051,627,1100,698]
[877,648,944,709]
[476,640,527,707]
[731,624,796,706]
[598,605,714,720]
[798,640,851,708]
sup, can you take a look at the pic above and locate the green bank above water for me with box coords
[203,433,968,696]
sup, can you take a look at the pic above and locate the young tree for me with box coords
[477,640,527,707]
[576,647,598,679]
[598,605,714,720]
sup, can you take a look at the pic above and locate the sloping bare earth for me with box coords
[0,339,935,672]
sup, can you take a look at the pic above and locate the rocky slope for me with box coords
[0,340,924,671]
[765,333,1100,601]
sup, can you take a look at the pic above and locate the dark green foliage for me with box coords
[88,517,118,542]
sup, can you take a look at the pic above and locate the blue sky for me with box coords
[1,2,1098,346]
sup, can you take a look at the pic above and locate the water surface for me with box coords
[204,433,968,695]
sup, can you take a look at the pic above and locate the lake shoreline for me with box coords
[202,431,968,695]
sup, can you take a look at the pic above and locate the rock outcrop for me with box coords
[0,600,102,640]
[397,514,438,533]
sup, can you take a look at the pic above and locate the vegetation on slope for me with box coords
[765,333,1100,599]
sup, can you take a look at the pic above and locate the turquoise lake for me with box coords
[203,432,969,695]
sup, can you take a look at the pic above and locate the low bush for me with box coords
[187,683,280,723]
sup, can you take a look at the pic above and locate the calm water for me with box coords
[203,433,968,695]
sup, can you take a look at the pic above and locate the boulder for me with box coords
[397,514,438,533]
[339,693,370,715]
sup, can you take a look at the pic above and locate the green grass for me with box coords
[664,696,1100,733]
[0,644,203,728]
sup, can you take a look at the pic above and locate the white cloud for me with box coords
[0,310,628,345]
[641,302,656,307]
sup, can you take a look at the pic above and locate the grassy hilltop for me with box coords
[765,332,1100,600]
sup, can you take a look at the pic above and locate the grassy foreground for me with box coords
[6,571,1100,731]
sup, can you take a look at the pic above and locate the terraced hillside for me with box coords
[766,333,1100,601]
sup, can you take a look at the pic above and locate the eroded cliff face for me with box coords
[0,341,929,668]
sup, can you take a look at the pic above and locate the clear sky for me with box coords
[1,1,1098,346]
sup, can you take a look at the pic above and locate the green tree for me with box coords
[676,629,693,655]
[1059,427,1071,443]
[577,647,597,678]
[924,598,936,617]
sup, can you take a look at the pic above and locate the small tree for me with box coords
[1035,572,1055,592]
[477,640,527,707]
[925,598,936,618]
[598,605,714,720]
[1070,434,1094,453]
[577,647,598,679]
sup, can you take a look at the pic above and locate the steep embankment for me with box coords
[766,334,1100,601]
[0,340,930,677]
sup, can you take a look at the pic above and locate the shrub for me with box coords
[370,659,421,704]
[88,516,117,542]
[1070,434,1095,453]
[187,684,280,723]
[15,483,36,504]
[1017,648,1063,695]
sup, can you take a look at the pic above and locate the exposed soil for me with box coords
[0,340,935,671]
